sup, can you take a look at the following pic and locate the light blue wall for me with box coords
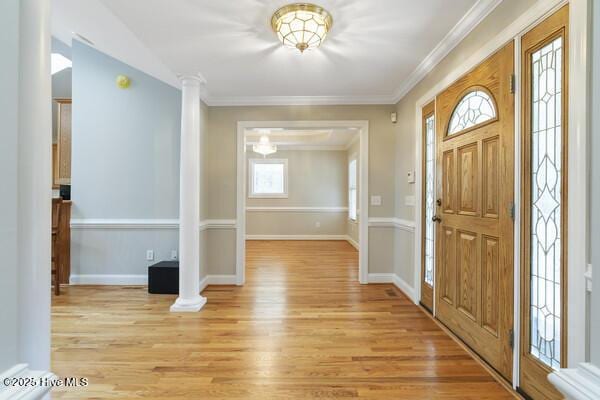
[71,40,181,219]
[0,0,20,372]
[71,41,182,277]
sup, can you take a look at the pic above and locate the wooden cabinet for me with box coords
[53,199,72,284]
[54,99,71,186]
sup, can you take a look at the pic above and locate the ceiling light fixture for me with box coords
[253,135,277,157]
[271,3,333,53]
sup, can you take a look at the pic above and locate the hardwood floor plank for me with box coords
[51,240,514,399]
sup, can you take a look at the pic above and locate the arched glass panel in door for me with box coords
[447,89,497,135]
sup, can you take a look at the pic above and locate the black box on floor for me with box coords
[148,261,179,294]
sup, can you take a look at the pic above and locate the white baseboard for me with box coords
[346,235,359,250]
[393,274,417,303]
[199,275,209,292]
[70,274,238,287]
[246,234,348,240]
[548,363,600,400]
[366,273,417,303]
[367,273,395,283]
[206,275,237,285]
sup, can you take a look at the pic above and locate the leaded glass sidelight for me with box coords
[424,114,435,286]
[447,89,497,135]
[529,36,563,370]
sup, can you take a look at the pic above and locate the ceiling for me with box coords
[245,128,359,150]
[53,0,501,105]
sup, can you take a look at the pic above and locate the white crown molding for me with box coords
[368,217,415,232]
[246,206,348,213]
[203,0,501,107]
[0,364,55,400]
[204,94,396,107]
[391,0,502,103]
[548,363,600,400]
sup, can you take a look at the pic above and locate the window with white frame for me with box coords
[248,158,288,198]
[348,158,357,221]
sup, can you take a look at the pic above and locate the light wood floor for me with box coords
[52,240,514,399]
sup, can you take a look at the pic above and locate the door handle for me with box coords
[432,215,442,223]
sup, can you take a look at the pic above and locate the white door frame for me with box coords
[412,0,588,388]
[236,120,370,285]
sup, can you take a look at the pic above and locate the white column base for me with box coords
[548,363,600,400]
[170,295,207,312]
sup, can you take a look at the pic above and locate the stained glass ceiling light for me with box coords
[253,135,277,157]
[271,3,333,53]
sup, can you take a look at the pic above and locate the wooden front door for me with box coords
[434,42,515,380]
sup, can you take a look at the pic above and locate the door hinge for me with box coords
[509,329,514,349]
[510,74,516,94]
[509,202,515,221]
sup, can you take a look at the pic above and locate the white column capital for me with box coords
[178,73,206,86]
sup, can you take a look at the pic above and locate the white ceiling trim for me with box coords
[390,0,503,103]
[204,94,396,107]
[203,0,502,107]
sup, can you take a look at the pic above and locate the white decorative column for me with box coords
[17,0,52,371]
[170,75,206,312]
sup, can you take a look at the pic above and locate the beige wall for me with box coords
[393,0,537,287]
[206,105,396,275]
[246,149,349,236]
[207,105,396,218]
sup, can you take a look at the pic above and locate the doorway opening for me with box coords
[236,121,369,285]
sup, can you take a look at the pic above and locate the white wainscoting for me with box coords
[70,219,236,285]
[368,217,418,303]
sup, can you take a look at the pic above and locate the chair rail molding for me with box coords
[368,217,415,232]
[70,219,236,231]
[245,206,348,213]
[548,363,600,400]
[0,364,55,400]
